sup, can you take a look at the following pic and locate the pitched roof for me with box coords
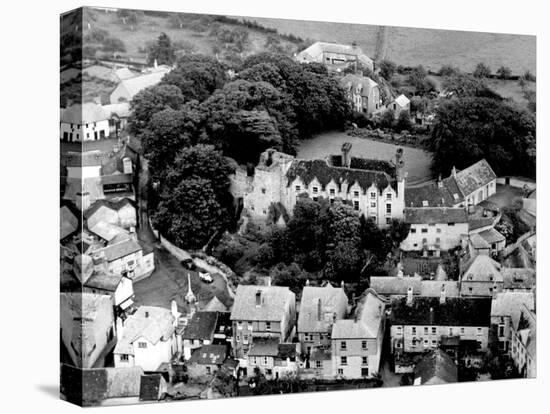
[393,94,410,107]
[61,103,110,124]
[414,349,457,384]
[470,233,490,250]
[65,150,104,167]
[247,338,297,359]
[332,289,385,339]
[419,281,460,298]
[297,285,348,333]
[454,159,497,196]
[84,269,123,292]
[139,374,165,401]
[491,291,535,319]
[404,207,468,224]
[390,296,492,327]
[95,238,142,262]
[104,367,144,398]
[230,285,294,322]
[462,255,503,283]
[111,70,168,101]
[478,228,506,244]
[188,344,227,365]
[60,205,79,239]
[114,306,175,355]
[286,159,396,193]
[181,311,218,340]
[103,102,131,118]
[89,222,130,243]
[405,177,464,208]
[501,268,536,290]
[370,276,422,297]
[202,296,229,312]
[340,74,378,97]
[297,41,373,67]
[511,304,536,357]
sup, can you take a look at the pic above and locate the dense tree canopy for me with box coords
[147,32,176,66]
[429,97,536,177]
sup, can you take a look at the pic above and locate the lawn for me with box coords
[297,131,433,183]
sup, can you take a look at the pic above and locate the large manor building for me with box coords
[231,143,406,228]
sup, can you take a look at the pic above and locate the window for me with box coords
[330,188,335,195]
[362,340,367,350]
[387,193,392,200]
[243,335,249,344]
[120,354,129,361]
[370,192,376,198]
[251,357,257,365]
[313,187,319,194]
[423,339,429,346]
[248,322,253,330]
[432,327,436,335]
[338,368,344,375]
[424,327,429,335]
[386,204,392,214]
[370,202,376,208]
[362,357,368,365]
[412,327,417,335]
[477,328,483,336]
[206,366,211,375]
[295,185,301,192]
[340,341,347,350]
[266,322,271,331]
[448,222,455,226]
[138,342,147,349]
[341,356,348,366]
[421,228,428,233]
[315,360,322,369]
[432,340,437,346]
[330,198,335,205]
[262,356,269,365]
[436,228,442,233]
[237,321,243,330]
[236,335,240,342]
[353,200,359,211]
[410,228,416,233]
[313,196,318,202]
[469,287,473,293]
[261,188,266,194]
[498,324,505,337]
[386,218,391,225]
[435,237,441,245]
[460,327,465,334]
[354,191,360,198]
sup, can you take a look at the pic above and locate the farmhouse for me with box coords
[60,102,111,142]
[232,143,406,229]
[340,74,381,115]
[296,41,374,73]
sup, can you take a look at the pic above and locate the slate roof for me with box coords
[61,103,110,124]
[202,296,229,312]
[103,102,131,118]
[181,311,218,340]
[478,228,505,244]
[470,233,490,250]
[491,291,535,318]
[419,281,460,298]
[65,150,104,167]
[332,289,385,339]
[95,238,142,262]
[297,41,373,68]
[393,94,410,108]
[286,159,396,193]
[139,374,165,401]
[468,217,495,231]
[110,70,168,102]
[370,276,422,297]
[114,306,175,355]
[248,337,279,357]
[188,344,227,365]
[298,285,348,333]
[230,285,294,322]
[310,347,332,361]
[462,255,503,283]
[340,74,378,97]
[414,349,457,384]
[89,222,130,243]
[405,177,463,208]
[404,207,468,224]
[84,269,123,292]
[390,296,492,327]
[454,159,497,196]
[60,205,79,239]
[511,304,536,357]
[502,268,536,290]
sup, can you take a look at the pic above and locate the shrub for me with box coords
[438,64,460,77]
[496,66,512,80]
[473,62,491,78]
[379,59,397,80]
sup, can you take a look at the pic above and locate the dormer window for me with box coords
[354,191,360,198]
[313,187,318,194]
[330,188,335,195]
[386,193,392,200]
[370,192,376,198]
[295,185,301,192]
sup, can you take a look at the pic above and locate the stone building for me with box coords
[231,144,406,229]
[340,74,381,115]
[295,41,374,73]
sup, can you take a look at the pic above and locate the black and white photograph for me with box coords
[2,0,547,412]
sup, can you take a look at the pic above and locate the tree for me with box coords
[380,108,395,129]
[379,59,397,80]
[438,64,459,77]
[395,110,412,132]
[441,72,501,99]
[473,62,491,78]
[429,97,536,178]
[161,54,227,102]
[270,262,308,294]
[147,32,176,66]
[496,66,512,80]
[128,84,185,135]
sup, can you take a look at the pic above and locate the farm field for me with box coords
[240,16,535,76]
[297,131,433,183]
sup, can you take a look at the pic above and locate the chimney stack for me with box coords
[440,285,446,304]
[437,174,443,188]
[451,166,457,178]
[341,142,352,168]
[406,286,413,305]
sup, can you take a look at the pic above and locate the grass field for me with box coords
[297,131,433,183]
[239,16,535,76]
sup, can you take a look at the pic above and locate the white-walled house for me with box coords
[388,94,410,119]
[231,144,406,229]
[60,292,116,369]
[491,291,535,354]
[510,304,536,378]
[400,207,468,253]
[60,103,111,142]
[295,41,374,73]
[114,306,179,371]
[340,74,381,115]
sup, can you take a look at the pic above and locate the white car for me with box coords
[199,272,213,283]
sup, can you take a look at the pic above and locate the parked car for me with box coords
[199,272,213,283]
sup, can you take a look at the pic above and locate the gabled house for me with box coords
[340,74,381,114]
[247,338,299,379]
[388,94,410,119]
[413,349,458,385]
[230,285,296,363]
[331,289,386,378]
[114,305,179,371]
[295,41,374,72]
[60,102,110,142]
[370,276,459,301]
[187,344,229,378]
[297,284,348,356]
[179,311,219,360]
[85,198,137,230]
[491,291,535,354]
[60,292,116,369]
[501,268,536,291]
[510,304,536,378]
[460,254,503,297]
